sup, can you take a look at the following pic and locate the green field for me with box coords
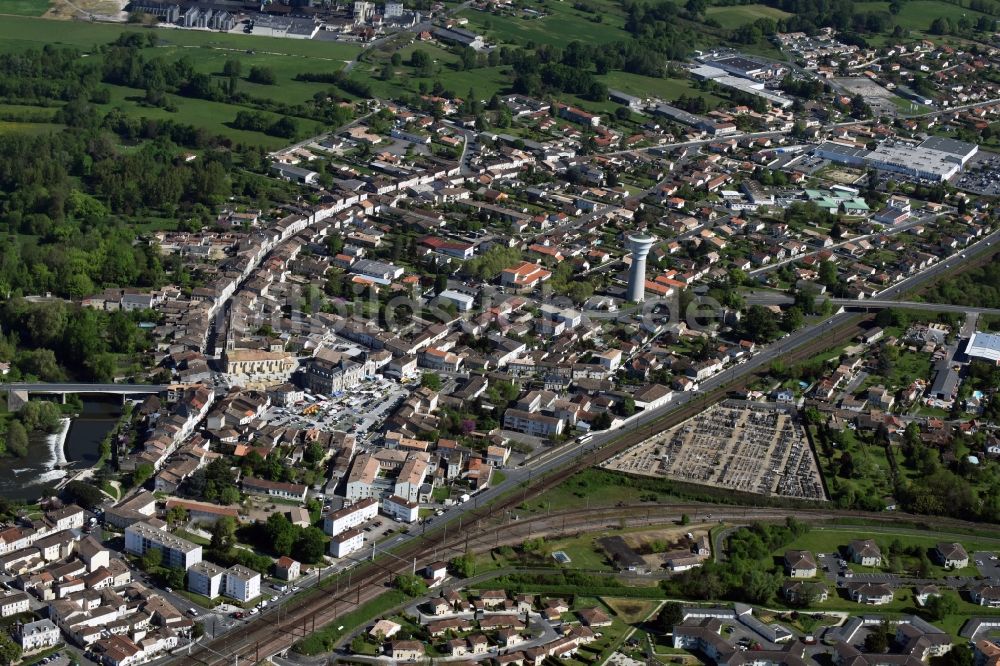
[598,71,726,107]
[0,120,63,135]
[854,0,990,31]
[94,84,325,149]
[0,0,52,16]
[705,4,792,28]
[0,15,361,59]
[0,16,366,145]
[457,1,631,48]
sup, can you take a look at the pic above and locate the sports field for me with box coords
[705,4,792,28]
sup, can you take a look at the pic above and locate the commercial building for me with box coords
[967,332,1000,365]
[124,522,202,570]
[865,143,961,182]
[815,137,978,183]
[438,289,476,312]
[270,163,319,185]
[432,26,485,50]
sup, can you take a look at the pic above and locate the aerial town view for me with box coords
[3,0,1000,665]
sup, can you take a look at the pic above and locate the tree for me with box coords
[266,512,297,556]
[947,644,975,666]
[745,305,779,343]
[293,527,327,563]
[66,481,104,509]
[220,486,241,505]
[4,421,28,457]
[864,620,892,653]
[0,632,22,666]
[451,551,475,577]
[395,573,428,597]
[223,59,242,77]
[421,372,442,391]
[167,505,189,526]
[133,463,154,488]
[781,307,804,333]
[139,546,163,571]
[350,635,369,653]
[248,66,276,85]
[210,516,238,553]
[680,513,690,526]
[925,592,959,621]
[656,601,684,632]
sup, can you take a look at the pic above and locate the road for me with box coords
[746,228,1000,314]
[746,295,1000,317]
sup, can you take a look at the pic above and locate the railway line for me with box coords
[171,314,873,666]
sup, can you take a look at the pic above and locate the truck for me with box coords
[459,493,471,503]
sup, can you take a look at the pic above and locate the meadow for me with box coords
[0,0,52,16]
[704,3,792,28]
[456,0,631,49]
[854,0,990,31]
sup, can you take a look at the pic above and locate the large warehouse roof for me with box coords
[967,332,1000,363]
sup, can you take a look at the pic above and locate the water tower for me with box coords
[626,234,655,302]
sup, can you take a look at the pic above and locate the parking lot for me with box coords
[975,551,1000,579]
[262,377,411,436]
[955,151,1000,195]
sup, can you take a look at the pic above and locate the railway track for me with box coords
[171,314,871,666]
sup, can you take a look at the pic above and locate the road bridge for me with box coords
[3,383,173,411]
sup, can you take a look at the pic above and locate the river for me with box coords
[0,396,120,502]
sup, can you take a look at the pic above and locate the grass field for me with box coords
[705,4,792,28]
[0,16,363,144]
[598,71,726,107]
[457,0,631,48]
[0,120,63,135]
[0,15,362,60]
[603,597,660,624]
[96,84,325,148]
[0,0,52,16]
[854,0,989,31]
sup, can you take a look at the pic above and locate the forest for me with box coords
[922,253,1000,309]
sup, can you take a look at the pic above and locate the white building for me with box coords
[323,498,379,537]
[967,332,1000,366]
[0,592,30,617]
[188,561,226,600]
[124,522,202,570]
[224,565,261,603]
[17,619,61,653]
[438,290,476,312]
[382,495,419,523]
[330,528,364,558]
